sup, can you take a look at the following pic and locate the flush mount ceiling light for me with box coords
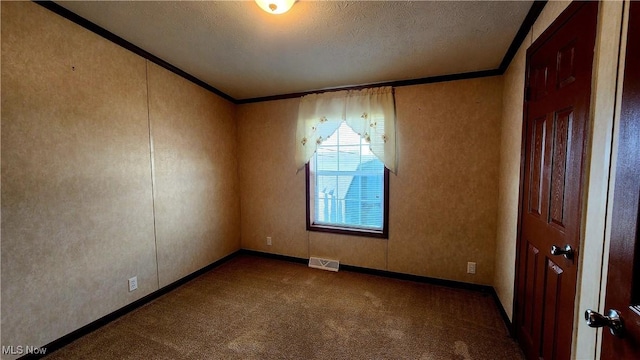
[255,0,295,15]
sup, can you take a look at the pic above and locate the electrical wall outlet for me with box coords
[266,236,272,246]
[128,276,138,292]
[467,262,476,274]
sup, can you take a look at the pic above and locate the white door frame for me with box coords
[572,1,629,359]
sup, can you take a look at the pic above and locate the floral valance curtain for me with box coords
[295,86,397,173]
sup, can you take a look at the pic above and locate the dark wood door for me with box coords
[600,1,640,358]
[514,2,598,360]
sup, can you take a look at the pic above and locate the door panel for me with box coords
[542,259,563,360]
[550,107,572,229]
[515,2,598,360]
[557,40,576,89]
[601,1,640,358]
[529,115,547,217]
[521,243,542,348]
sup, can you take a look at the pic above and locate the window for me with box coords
[296,87,396,238]
[306,122,389,238]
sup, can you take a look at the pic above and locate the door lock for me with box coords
[585,309,624,337]
[550,244,574,259]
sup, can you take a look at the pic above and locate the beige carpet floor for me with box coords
[45,255,525,359]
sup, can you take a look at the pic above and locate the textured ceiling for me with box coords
[55,1,533,101]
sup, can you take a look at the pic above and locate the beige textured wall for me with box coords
[236,99,310,259]
[388,78,502,284]
[238,77,503,285]
[493,37,528,321]
[493,0,571,321]
[1,1,156,351]
[148,62,240,287]
[1,1,240,355]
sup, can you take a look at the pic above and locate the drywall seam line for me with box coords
[145,61,161,290]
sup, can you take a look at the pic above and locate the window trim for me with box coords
[305,163,389,239]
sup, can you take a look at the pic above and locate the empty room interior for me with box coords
[2,1,639,359]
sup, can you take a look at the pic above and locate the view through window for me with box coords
[308,122,387,236]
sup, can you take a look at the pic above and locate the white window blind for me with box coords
[310,122,384,230]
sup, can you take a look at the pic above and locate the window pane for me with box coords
[316,147,338,171]
[338,145,360,171]
[311,122,385,231]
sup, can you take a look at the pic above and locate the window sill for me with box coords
[307,223,388,239]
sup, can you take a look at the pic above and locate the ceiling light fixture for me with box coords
[255,0,295,15]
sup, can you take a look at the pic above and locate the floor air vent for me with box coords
[308,257,339,272]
